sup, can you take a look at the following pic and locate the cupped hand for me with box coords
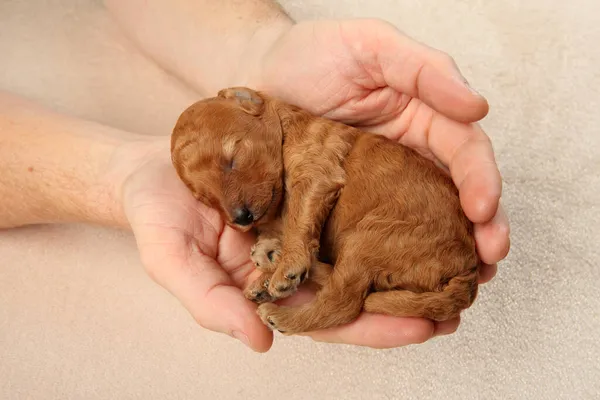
[119,18,510,352]
[119,141,273,352]
[116,137,449,353]
[249,18,510,346]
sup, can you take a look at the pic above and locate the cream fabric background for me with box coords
[1,1,599,398]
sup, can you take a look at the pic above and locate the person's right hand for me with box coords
[244,18,510,346]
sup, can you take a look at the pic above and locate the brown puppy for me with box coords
[171,87,481,335]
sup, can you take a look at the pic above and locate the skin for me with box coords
[0,0,510,352]
[171,89,482,335]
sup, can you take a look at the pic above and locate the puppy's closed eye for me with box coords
[222,137,240,171]
[223,157,235,172]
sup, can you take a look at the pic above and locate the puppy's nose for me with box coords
[233,207,254,226]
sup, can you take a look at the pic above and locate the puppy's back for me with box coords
[320,131,478,295]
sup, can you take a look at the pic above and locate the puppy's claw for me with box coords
[258,303,281,331]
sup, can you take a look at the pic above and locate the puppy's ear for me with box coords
[218,87,265,116]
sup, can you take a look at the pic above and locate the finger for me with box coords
[300,313,435,349]
[478,264,498,284]
[433,316,461,337]
[216,224,261,288]
[427,117,502,224]
[474,203,511,264]
[372,22,489,122]
[156,248,273,352]
[397,109,502,223]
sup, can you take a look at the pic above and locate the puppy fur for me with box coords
[171,87,481,335]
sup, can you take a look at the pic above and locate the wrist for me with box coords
[103,135,170,230]
[225,18,294,94]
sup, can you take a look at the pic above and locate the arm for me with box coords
[0,91,137,229]
[103,0,293,96]
[0,91,274,352]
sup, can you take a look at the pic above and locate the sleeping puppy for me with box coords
[170,87,481,335]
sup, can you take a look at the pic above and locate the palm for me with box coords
[259,19,508,262]
[121,151,262,324]
[259,19,488,164]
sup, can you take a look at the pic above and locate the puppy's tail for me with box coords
[363,268,479,321]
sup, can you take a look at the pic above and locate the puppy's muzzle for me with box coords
[233,206,254,226]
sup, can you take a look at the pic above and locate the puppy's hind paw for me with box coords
[257,303,289,334]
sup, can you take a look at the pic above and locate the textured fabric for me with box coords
[1,0,598,398]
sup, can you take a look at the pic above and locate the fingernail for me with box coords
[433,158,450,175]
[464,79,482,97]
[455,76,481,96]
[232,330,251,348]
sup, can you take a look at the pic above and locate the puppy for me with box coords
[171,87,481,335]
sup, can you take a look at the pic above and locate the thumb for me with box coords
[158,248,274,352]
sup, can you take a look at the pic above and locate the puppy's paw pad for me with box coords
[285,268,308,283]
[250,238,281,270]
[268,266,309,298]
[244,273,275,304]
[243,288,273,304]
[257,303,280,329]
[257,304,296,334]
[267,277,296,298]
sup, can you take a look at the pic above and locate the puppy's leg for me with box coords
[250,238,281,272]
[251,219,283,272]
[244,272,275,304]
[258,256,370,334]
[364,268,479,321]
[246,219,333,303]
[267,173,345,298]
[307,261,334,288]
[245,261,333,304]
[245,220,282,303]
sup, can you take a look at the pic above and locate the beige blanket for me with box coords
[1,0,598,398]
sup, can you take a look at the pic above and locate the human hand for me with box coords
[116,136,443,352]
[247,19,510,347]
[117,139,274,352]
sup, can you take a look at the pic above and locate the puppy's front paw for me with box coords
[267,260,310,299]
[250,238,281,272]
[244,273,275,304]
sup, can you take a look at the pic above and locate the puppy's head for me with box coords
[171,87,284,232]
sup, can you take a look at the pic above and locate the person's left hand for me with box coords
[244,18,510,348]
